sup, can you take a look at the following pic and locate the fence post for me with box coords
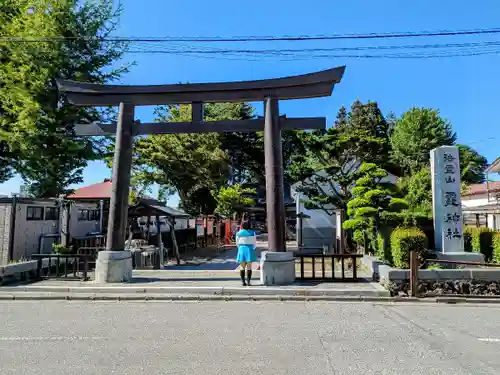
[83,254,89,281]
[36,257,42,279]
[409,251,419,297]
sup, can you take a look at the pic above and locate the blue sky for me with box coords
[2,0,500,206]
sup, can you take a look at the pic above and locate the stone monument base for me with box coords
[436,252,485,267]
[260,251,295,286]
[95,250,133,283]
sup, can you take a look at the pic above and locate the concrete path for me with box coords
[0,268,387,298]
[1,300,500,374]
[165,244,264,271]
[0,242,381,298]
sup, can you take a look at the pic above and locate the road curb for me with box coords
[0,294,407,301]
[1,293,500,303]
[0,285,390,297]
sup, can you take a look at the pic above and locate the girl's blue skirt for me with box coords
[236,245,257,263]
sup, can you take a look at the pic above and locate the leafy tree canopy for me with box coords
[458,144,488,185]
[0,0,127,197]
[397,168,433,219]
[290,100,392,215]
[213,184,256,219]
[343,163,407,249]
[133,103,253,215]
[390,107,456,174]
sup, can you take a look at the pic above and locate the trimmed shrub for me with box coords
[469,227,493,261]
[52,243,73,254]
[376,233,384,258]
[492,232,500,264]
[376,231,392,264]
[390,227,428,269]
[463,226,473,252]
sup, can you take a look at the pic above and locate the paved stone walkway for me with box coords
[0,241,382,297]
[165,246,262,271]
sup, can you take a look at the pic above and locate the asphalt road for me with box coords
[1,301,500,374]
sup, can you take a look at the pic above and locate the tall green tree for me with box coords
[134,103,254,215]
[398,168,433,219]
[213,184,256,219]
[343,163,407,252]
[133,102,305,214]
[390,107,457,174]
[458,144,488,185]
[290,101,392,215]
[290,101,395,250]
[0,0,127,197]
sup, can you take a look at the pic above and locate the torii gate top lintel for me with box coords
[57,66,345,107]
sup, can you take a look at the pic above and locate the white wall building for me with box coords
[0,197,100,265]
[461,157,500,230]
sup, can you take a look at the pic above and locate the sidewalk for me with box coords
[0,242,391,300]
[0,269,389,297]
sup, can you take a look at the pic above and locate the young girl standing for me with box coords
[236,221,257,286]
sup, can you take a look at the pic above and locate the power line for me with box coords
[3,27,500,43]
[121,39,500,60]
[10,27,500,61]
[124,49,500,61]
[125,41,500,54]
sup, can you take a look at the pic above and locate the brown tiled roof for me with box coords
[67,180,112,199]
[463,181,500,196]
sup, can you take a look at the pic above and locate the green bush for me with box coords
[463,226,473,252]
[492,232,500,264]
[390,227,428,268]
[52,243,72,254]
[376,231,392,264]
[469,227,493,261]
[376,233,384,258]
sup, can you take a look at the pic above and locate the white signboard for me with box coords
[430,146,463,253]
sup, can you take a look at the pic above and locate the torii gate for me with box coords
[57,66,345,284]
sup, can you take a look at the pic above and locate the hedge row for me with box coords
[493,232,500,264]
[464,226,495,262]
[378,225,500,267]
[390,227,428,268]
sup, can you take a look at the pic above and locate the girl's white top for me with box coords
[237,235,257,246]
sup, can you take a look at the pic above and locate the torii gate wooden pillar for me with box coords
[57,66,345,283]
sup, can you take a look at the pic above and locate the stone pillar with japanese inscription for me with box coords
[430,146,464,253]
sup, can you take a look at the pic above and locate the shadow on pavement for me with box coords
[129,277,240,283]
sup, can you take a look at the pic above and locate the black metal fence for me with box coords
[31,254,91,280]
[295,252,363,281]
[72,235,106,252]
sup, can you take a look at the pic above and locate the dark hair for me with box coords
[242,221,251,230]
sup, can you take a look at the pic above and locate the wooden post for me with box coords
[409,251,419,297]
[60,201,70,247]
[336,210,345,254]
[146,216,151,243]
[203,216,208,247]
[192,102,204,122]
[297,213,304,248]
[263,97,286,252]
[155,214,162,269]
[106,102,135,251]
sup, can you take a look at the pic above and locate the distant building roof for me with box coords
[486,157,500,174]
[67,180,112,199]
[463,181,500,197]
[128,201,190,219]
